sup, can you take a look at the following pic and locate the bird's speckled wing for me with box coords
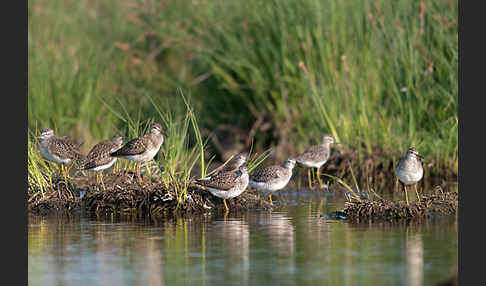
[50,138,85,160]
[79,140,119,169]
[111,135,149,156]
[250,165,282,182]
[295,145,328,163]
[196,170,240,191]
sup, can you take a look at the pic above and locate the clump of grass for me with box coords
[29,0,457,188]
[28,135,52,197]
[27,88,209,205]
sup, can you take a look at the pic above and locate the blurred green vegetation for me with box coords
[28,0,457,172]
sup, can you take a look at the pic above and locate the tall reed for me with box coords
[28,0,458,180]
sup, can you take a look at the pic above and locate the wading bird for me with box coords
[249,158,296,204]
[295,134,337,189]
[195,165,249,212]
[396,147,424,205]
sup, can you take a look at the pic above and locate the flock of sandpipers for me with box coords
[36,122,424,211]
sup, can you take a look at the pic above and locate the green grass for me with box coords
[28,0,458,192]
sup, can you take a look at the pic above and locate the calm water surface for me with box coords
[28,190,458,286]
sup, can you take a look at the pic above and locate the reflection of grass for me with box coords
[28,0,457,183]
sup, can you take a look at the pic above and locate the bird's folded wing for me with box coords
[111,137,147,156]
[195,172,239,191]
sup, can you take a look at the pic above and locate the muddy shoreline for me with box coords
[28,148,458,219]
[28,171,273,217]
[332,190,458,222]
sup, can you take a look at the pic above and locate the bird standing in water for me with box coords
[295,134,336,189]
[249,158,296,204]
[195,165,249,212]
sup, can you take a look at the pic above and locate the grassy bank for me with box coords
[28,0,458,191]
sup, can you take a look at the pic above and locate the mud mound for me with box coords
[28,172,272,217]
[338,190,458,222]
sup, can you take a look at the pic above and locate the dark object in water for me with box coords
[321,211,347,220]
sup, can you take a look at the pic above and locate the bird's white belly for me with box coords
[249,176,291,193]
[121,143,161,162]
[206,188,236,199]
[208,173,249,199]
[298,160,325,168]
[90,158,117,171]
[397,169,423,185]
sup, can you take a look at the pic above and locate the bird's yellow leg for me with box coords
[61,165,67,182]
[100,173,106,191]
[223,199,229,212]
[404,185,409,205]
[317,167,324,189]
[61,165,71,192]
[269,194,273,204]
[307,169,313,189]
[146,160,153,178]
[137,163,143,184]
[414,184,421,202]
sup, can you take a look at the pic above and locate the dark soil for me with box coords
[28,171,272,217]
[334,189,458,222]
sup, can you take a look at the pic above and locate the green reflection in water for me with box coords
[28,196,457,286]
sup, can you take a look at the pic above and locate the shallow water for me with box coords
[28,190,457,286]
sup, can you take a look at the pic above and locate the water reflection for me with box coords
[406,230,424,286]
[28,195,458,286]
[207,217,250,285]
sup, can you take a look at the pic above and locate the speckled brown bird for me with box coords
[78,134,123,171]
[249,158,296,204]
[77,134,123,189]
[295,134,336,189]
[110,123,164,181]
[195,165,249,211]
[38,129,85,165]
[38,128,86,182]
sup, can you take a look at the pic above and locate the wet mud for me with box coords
[335,189,458,222]
[28,171,272,217]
